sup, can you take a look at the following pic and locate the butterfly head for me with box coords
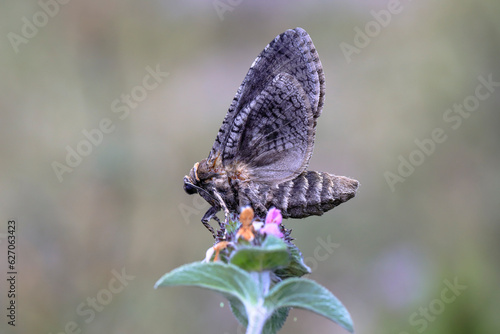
[183,159,223,205]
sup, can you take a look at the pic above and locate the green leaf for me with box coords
[155,262,259,305]
[262,307,290,334]
[274,243,311,279]
[230,235,290,272]
[264,278,354,333]
[228,296,248,327]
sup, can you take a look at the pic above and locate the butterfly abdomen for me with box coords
[267,171,358,219]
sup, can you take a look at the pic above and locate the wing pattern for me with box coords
[208,27,325,182]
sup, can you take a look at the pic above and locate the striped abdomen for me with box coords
[265,171,358,218]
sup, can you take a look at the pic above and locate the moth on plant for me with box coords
[183,27,359,238]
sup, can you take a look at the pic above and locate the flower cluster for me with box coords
[156,206,354,334]
[155,207,353,334]
[205,207,295,265]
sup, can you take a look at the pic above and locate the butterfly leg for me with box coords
[212,189,230,224]
[212,215,223,229]
[201,206,219,238]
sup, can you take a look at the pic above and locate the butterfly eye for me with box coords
[183,181,198,195]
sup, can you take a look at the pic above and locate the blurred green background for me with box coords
[1,1,500,333]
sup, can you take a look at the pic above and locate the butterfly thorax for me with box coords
[188,158,244,212]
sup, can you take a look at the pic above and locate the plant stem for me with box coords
[246,271,272,334]
[250,270,271,295]
[246,304,268,334]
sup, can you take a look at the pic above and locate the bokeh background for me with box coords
[1,1,500,333]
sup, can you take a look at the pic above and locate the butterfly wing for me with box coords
[209,27,325,183]
[230,72,314,183]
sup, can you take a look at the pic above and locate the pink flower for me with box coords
[261,223,284,238]
[261,208,283,238]
[265,207,282,225]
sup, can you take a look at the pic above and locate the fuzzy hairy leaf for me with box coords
[265,278,354,333]
[230,236,290,272]
[274,243,310,279]
[155,262,259,305]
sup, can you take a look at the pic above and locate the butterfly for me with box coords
[183,27,358,237]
